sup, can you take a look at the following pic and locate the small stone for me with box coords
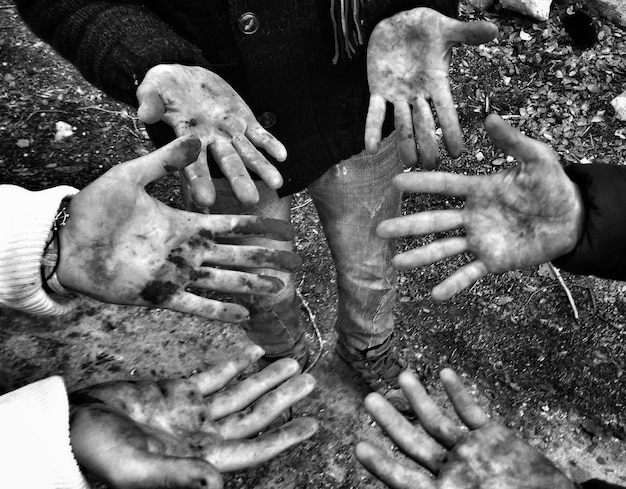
[611,90,626,121]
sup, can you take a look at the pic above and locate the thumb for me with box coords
[484,113,552,163]
[137,84,166,124]
[113,135,202,186]
[444,18,499,45]
[118,453,224,489]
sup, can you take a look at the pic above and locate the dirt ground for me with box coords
[1,1,625,487]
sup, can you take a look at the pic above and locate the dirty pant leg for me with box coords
[203,179,303,357]
[307,133,403,351]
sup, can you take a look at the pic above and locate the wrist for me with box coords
[41,196,74,296]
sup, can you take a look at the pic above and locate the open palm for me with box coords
[57,136,300,322]
[377,114,584,300]
[366,8,498,168]
[70,345,318,489]
[137,64,287,207]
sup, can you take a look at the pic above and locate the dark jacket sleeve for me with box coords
[552,163,626,280]
[578,479,626,489]
[362,0,459,33]
[14,0,211,107]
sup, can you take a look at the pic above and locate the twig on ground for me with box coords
[297,278,324,373]
[20,109,69,125]
[292,198,313,211]
[548,262,579,320]
[78,105,139,121]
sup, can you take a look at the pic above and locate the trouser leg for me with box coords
[307,133,403,351]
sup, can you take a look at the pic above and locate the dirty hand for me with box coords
[56,135,300,323]
[356,368,576,489]
[69,345,318,489]
[366,8,498,168]
[137,64,287,207]
[377,114,584,300]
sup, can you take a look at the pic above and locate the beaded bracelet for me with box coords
[41,196,73,296]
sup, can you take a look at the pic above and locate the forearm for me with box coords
[0,376,89,489]
[0,185,78,315]
[552,163,626,280]
[15,0,210,107]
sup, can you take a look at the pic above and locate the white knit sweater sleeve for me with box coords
[0,184,79,315]
[0,376,90,489]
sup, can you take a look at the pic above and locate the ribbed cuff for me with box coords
[0,376,89,489]
[0,185,79,315]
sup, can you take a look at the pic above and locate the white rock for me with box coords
[611,90,626,121]
[54,121,74,142]
[500,0,553,21]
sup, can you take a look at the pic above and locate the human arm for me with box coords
[0,345,317,489]
[0,376,89,489]
[355,368,577,488]
[1,135,301,321]
[365,8,498,168]
[377,114,586,300]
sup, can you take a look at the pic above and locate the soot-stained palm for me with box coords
[137,64,287,207]
[366,7,498,168]
[56,135,301,322]
[356,368,575,489]
[69,345,318,489]
[377,114,584,300]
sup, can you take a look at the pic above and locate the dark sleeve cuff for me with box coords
[551,163,626,280]
[363,0,459,35]
[577,480,626,489]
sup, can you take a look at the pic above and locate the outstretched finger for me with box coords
[377,210,464,239]
[412,97,438,169]
[192,214,296,242]
[365,94,387,154]
[441,17,499,46]
[136,83,166,124]
[203,417,319,472]
[188,345,265,396]
[246,122,288,162]
[114,135,202,186]
[205,358,302,420]
[398,371,463,449]
[431,260,489,301]
[394,102,418,165]
[431,82,463,158]
[364,393,446,473]
[485,113,556,164]
[210,138,259,206]
[199,245,301,272]
[440,368,490,430]
[191,268,285,295]
[166,291,249,323]
[217,374,316,438]
[183,156,216,209]
[392,171,474,196]
[233,134,284,190]
[355,442,436,489]
[391,237,468,271]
